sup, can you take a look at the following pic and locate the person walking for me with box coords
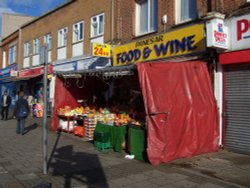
[14,91,29,135]
[1,91,12,120]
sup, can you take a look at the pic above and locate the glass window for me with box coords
[73,21,84,43]
[24,42,30,57]
[9,44,16,64]
[58,27,68,47]
[44,33,52,50]
[91,13,104,37]
[33,38,40,54]
[176,0,197,23]
[135,0,158,36]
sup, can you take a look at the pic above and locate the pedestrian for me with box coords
[14,91,29,135]
[1,91,12,120]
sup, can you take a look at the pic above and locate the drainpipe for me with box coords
[111,0,115,44]
[18,28,22,70]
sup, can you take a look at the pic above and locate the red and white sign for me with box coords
[226,14,250,51]
[19,65,52,78]
[206,18,229,49]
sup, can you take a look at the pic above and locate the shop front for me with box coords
[219,14,250,155]
[0,64,19,117]
[52,23,219,165]
[17,65,53,117]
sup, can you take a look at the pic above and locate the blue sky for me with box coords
[0,0,67,36]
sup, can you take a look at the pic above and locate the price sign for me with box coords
[92,43,111,58]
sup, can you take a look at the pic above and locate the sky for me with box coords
[0,0,67,36]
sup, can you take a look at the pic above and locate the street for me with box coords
[0,118,249,188]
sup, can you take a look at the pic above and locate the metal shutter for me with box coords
[225,64,250,155]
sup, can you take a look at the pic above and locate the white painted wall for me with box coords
[32,54,40,66]
[57,47,67,60]
[23,57,30,68]
[214,63,223,146]
[72,42,83,57]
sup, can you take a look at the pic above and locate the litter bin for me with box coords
[128,125,147,161]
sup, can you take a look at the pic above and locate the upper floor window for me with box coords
[24,42,30,57]
[73,21,84,43]
[176,0,197,23]
[33,38,40,55]
[9,44,16,64]
[58,27,68,47]
[91,13,104,37]
[135,0,158,36]
[44,33,52,50]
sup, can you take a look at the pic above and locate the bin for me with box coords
[129,125,147,161]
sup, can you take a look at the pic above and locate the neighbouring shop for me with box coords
[52,23,219,165]
[17,65,53,117]
[219,13,250,155]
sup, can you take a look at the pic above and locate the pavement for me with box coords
[0,117,250,188]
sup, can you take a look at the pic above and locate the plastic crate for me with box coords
[94,141,112,151]
[94,131,111,143]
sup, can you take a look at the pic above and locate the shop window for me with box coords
[33,38,40,55]
[9,44,16,64]
[176,0,197,24]
[58,27,68,47]
[24,42,30,57]
[44,33,52,50]
[91,13,104,38]
[73,21,84,43]
[135,0,158,36]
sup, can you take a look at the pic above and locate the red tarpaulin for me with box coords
[137,62,219,165]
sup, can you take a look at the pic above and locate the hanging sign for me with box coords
[206,18,229,49]
[92,43,111,58]
[113,24,205,66]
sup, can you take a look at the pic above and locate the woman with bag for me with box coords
[14,91,29,135]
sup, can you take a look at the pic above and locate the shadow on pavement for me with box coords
[23,123,38,135]
[49,144,108,188]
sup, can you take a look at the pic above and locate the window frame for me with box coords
[9,44,16,64]
[33,37,41,55]
[44,33,52,50]
[90,13,104,38]
[24,42,30,57]
[73,21,84,43]
[176,0,197,24]
[58,27,68,48]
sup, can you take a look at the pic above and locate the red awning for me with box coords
[137,61,219,165]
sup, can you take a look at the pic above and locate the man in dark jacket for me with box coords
[1,91,12,120]
[14,91,29,135]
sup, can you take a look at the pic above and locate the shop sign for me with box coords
[53,61,77,72]
[206,18,229,49]
[0,64,18,78]
[19,65,52,78]
[10,70,18,77]
[92,43,111,58]
[227,14,250,51]
[113,24,205,66]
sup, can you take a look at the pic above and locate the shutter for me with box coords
[225,64,250,155]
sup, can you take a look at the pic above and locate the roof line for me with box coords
[21,0,76,29]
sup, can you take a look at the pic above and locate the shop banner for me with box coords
[113,24,205,66]
[226,13,250,51]
[19,65,52,78]
[0,64,18,79]
[92,43,111,58]
[53,61,77,72]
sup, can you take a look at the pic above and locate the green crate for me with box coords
[94,131,111,142]
[94,141,112,151]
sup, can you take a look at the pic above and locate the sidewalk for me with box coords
[0,117,249,188]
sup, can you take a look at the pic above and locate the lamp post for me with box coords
[41,44,48,174]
